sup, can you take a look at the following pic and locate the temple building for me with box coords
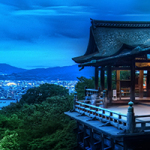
[65,19,150,150]
[73,19,150,104]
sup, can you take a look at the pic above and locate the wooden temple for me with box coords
[65,20,150,150]
[73,19,150,104]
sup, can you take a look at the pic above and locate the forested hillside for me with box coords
[0,84,76,150]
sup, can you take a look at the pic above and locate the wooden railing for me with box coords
[84,87,105,106]
[85,88,100,96]
[79,99,103,106]
[135,115,150,131]
[72,92,150,133]
[75,101,127,130]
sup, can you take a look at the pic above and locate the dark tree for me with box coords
[75,76,95,100]
[20,83,69,104]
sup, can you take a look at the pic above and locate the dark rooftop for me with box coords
[72,19,150,64]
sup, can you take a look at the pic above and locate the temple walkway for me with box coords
[112,97,150,101]
[108,103,150,121]
[109,103,150,115]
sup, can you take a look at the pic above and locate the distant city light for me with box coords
[7,82,17,86]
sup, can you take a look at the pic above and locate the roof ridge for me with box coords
[90,19,150,28]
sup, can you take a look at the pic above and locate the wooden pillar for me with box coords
[130,60,135,102]
[77,122,82,150]
[90,128,95,150]
[116,70,120,98]
[95,66,99,89]
[127,101,135,133]
[111,138,115,150]
[100,66,105,91]
[139,70,143,98]
[101,133,104,150]
[147,70,150,97]
[107,66,112,104]
[83,125,89,149]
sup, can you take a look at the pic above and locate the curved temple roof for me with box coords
[72,19,150,64]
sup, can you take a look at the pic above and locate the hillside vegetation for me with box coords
[0,84,76,150]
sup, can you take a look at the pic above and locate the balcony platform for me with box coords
[65,110,150,150]
[65,98,150,149]
[109,103,150,122]
[65,111,122,138]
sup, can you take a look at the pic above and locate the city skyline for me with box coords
[0,0,150,69]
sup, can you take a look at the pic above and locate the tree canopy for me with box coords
[75,76,95,100]
[20,83,69,104]
[0,83,76,150]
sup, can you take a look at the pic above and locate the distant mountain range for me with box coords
[0,64,94,80]
[0,64,26,75]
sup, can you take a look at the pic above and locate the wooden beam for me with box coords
[83,125,88,149]
[116,70,120,97]
[139,70,143,98]
[90,128,95,150]
[135,60,150,62]
[147,70,150,97]
[107,66,112,104]
[101,134,104,150]
[130,60,135,102]
[111,138,115,150]
[77,122,83,150]
[101,66,150,71]
[112,67,131,70]
[95,67,99,89]
[101,67,105,90]
[136,67,150,70]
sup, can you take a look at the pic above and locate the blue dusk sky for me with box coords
[0,0,150,69]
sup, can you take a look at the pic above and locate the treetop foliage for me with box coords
[20,83,69,105]
[0,83,76,150]
[75,76,95,100]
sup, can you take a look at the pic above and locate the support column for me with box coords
[107,66,112,104]
[130,60,135,102]
[147,70,150,97]
[127,101,135,133]
[95,66,99,89]
[77,122,83,150]
[111,138,115,150]
[116,70,120,98]
[139,70,143,98]
[101,133,104,150]
[83,125,89,149]
[90,128,95,150]
[100,66,105,91]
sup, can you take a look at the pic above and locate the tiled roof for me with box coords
[73,19,150,64]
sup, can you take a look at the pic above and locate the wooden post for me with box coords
[107,66,112,104]
[95,66,99,89]
[147,70,150,97]
[101,133,104,150]
[101,66,105,91]
[90,128,96,150]
[77,122,82,150]
[111,138,115,150]
[103,90,107,108]
[139,70,143,98]
[83,125,88,149]
[116,70,120,98]
[126,101,135,133]
[130,60,135,102]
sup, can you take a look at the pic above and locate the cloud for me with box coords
[0,3,95,42]
[0,0,150,68]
